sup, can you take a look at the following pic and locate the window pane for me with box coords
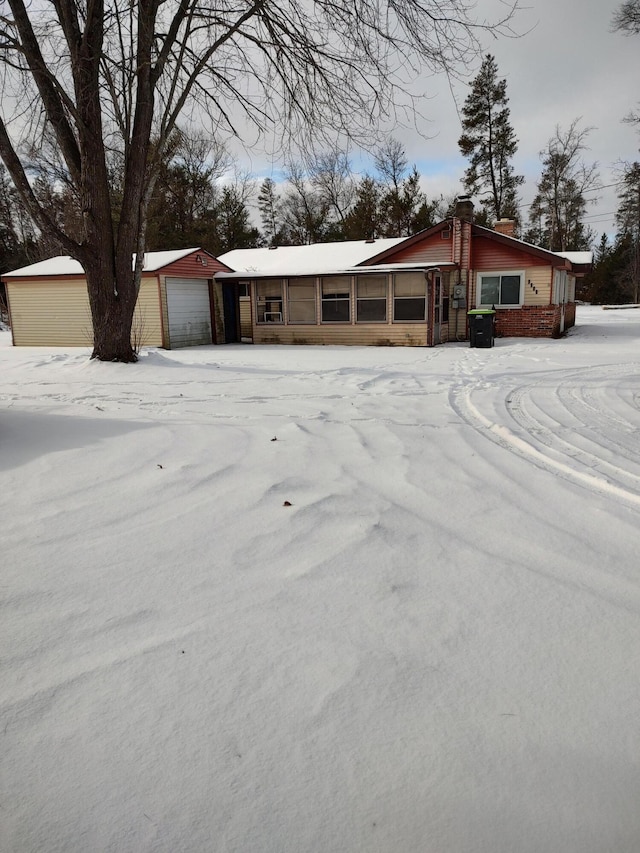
[357,299,386,321]
[256,279,283,322]
[256,279,282,299]
[395,273,425,297]
[289,300,316,323]
[357,275,386,298]
[288,281,315,300]
[500,275,521,304]
[479,276,500,305]
[322,276,351,296]
[394,297,425,321]
[322,300,350,322]
[257,302,283,322]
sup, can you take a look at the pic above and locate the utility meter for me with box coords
[452,284,466,309]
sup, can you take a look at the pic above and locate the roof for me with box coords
[554,251,593,265]
[2,248,206,278]
[218,238,406,277]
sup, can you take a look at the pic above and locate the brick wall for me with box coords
[493,304,575,339]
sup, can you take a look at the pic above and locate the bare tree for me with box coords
[612,1,640,127]
[280,162,328,244]
[0,0,518,361]
[309,150,355,228]
[612,0,640,33]
[526,120,599,252]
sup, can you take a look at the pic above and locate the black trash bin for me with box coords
[467,309,495,348]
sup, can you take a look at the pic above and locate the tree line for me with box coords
[1,49,637,304]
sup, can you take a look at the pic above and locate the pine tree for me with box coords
[615,161,640,301]
[458,54,523,226]
[375,140,434,236]
[342,176,382,240]
[257,178,283,246]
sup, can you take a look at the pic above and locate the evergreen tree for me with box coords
[375,140,434,236]
[342,176,382,240]
[615,161,640,301]
[458,54,523,226]
[145,132,229,251]
[583,234,635,305]
[0,165,37,275]
[257,178,284,246]
[526,120,599,252]
[213,185,261,254]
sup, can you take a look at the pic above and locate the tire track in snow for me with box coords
[450,364,640,509]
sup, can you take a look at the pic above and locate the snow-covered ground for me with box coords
[2,305,640,853]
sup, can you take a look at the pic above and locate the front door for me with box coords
[222,283,239,343]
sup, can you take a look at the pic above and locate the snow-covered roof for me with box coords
[2,248,202,278]
[554,251,593,265]
[218,238,406,277]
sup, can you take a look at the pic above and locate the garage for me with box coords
[3,248,234,350]
[165,277,213,348]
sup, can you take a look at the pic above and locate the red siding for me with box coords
[377,232,454,264]
[473,237,549,270]
[160,251,230,278]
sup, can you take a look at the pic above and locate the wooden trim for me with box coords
[156,274,167,347]
[208,280,217,343]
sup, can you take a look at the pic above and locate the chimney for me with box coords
[454,195,474,222]
[494,218,516,238]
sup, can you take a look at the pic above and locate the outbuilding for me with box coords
[3,248,236,349]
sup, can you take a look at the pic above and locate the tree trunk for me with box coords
[86,261,138,362]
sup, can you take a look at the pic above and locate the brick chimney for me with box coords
[494,218,516,237]
[454,195,474,222]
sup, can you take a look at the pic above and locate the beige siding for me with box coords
[253,323,427,346]
[250,273,429,346]
[8,279,92,346]
[239,296,252,338]
[133,277,163,346]
[8,275,163,347]
[523,267,552,306]
[467,265,552,308]
[447,304,468,341]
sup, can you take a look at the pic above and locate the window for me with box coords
[321,276,351,322]
[477,271,523,307]
[256,279,283,322]
[356,275,387,322]
[287,278,316,323]
[554,270,568,304]
[394,273,426,321]
[238,281,250,298]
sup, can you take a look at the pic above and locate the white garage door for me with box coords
[166,278,212,348]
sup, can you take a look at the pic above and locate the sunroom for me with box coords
[221,265,451,347]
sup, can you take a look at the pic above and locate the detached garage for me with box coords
[3,248,235,350]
